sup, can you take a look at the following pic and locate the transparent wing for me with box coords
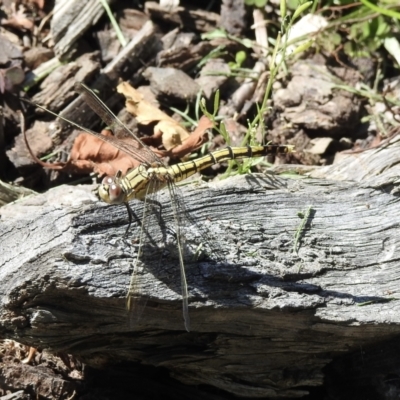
[29,99,156,166]
[126,199,151,327]
[76,83,164,166]
[166,180,190,332]
[165,178,229,332]
[126,175,195,331]
[126,179,158,326]
[175,191,225,260]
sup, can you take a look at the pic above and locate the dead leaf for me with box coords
[69,131,141,176]
[160,115,213,158]
[155,120,189,150]
[22,112,139,177]
[117,81,191,150]
[21,112,64,170]
[117,81,173,124]
[117,81,213,158]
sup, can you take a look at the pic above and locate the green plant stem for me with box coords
[98,0,127,47]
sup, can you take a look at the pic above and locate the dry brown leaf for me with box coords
[69,131,141,176]
[117,81,172,124]
[22,116,140,177]
[117,81,191,150]
[117,81,213,158]
[160,115,213,158]
[155,120,189,151]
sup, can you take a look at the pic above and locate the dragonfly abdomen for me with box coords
[164,144,294,183]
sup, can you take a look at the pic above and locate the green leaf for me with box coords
[376,16,389,37]
[201,29,228,40]
[286,0,300,10]
[280,0,287,19]
[291,40,313,56]
[360,0,400,20]
[213,90,220,117]
[292,1,313,21]
[235,50,247,66]
[362,20,371,39]
[254,0,268,7]
[384,37,400,66]
[241,38,254,48]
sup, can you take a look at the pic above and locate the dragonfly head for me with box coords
[99,175,126,204]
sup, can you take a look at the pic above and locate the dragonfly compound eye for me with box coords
[99,176,125,204]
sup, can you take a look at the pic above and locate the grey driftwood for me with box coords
[1,136,400,398]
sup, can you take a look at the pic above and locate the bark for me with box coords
[1,136,400,398]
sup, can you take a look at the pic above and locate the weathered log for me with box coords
[1,137,400,398]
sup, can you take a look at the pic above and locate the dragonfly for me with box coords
[31,82,294,331]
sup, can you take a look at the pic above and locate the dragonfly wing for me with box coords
[168,182,227,264]
[166,180,190,332]
[126,177,168,327]
[126,262,148,328]
[77,83,164,166]
[164,178,231,332]
[126,197,154,327]
[126,176,191,331]
[30,100,154,166]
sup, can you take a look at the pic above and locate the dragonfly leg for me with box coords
[124,203,133,236]
[124,201,161,237]
[147,199,163,222]
[124,202,143,236]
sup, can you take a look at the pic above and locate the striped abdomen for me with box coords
[113,144,293,202]
[154,144,294,183]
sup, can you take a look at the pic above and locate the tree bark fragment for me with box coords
[2,137,400,398]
